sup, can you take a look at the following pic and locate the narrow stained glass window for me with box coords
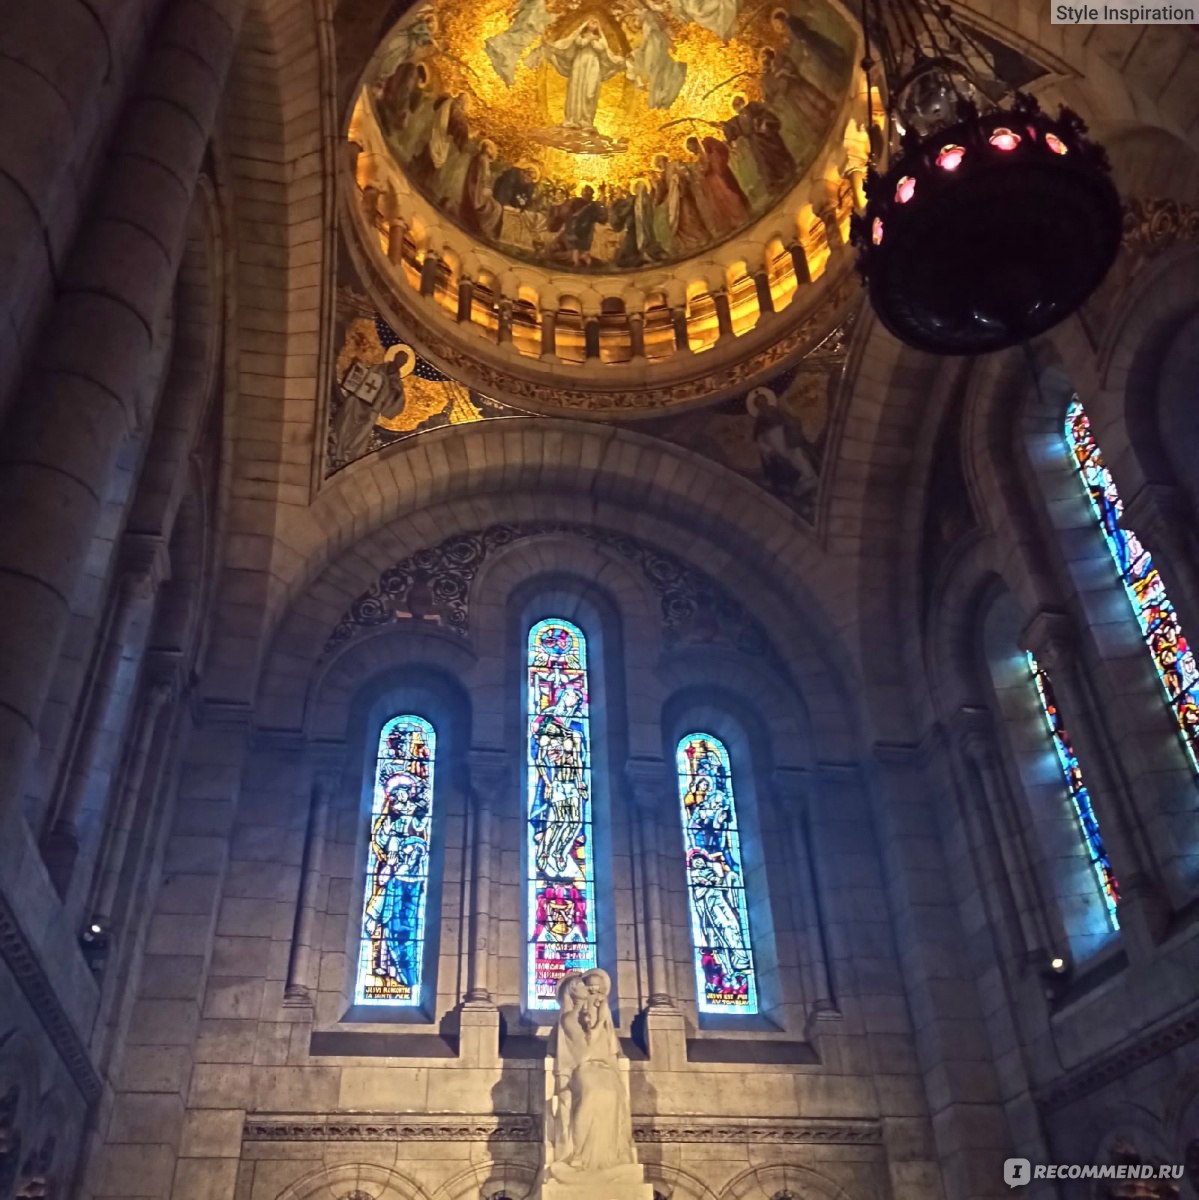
[1065,397,1199,769]
[527,618,598,1009]
[1025,651,1120,929]
[676,734,758,1013]
[355,714,435,1006]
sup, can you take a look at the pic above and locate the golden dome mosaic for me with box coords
[356,0,857,273]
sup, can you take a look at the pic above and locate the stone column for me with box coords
[284,760,340,1007]
[497,299,514,345]
[628,311,646,359]
[817,205,844,250]
[461,749,505,1065]
[753,269,775,315]
[540,309,558,358]
[712,289,734,339]
[1123,482,1199,648]
[387,216,409,266]
[584,316,601,359]
[626,760,685,1067]
[773,769,836,1020]
[419,252,439,297]
[0,0,246,824]
[42,534,170,897]
[1023,609,1170,948]
[949,709,1053,963]
[788,241,812,285]
[671,306,690,352]
[88,673,175,929]
[0,0,159,412]
[457,278,474,323]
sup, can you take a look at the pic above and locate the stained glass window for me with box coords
[355,714,435,1006]
[526,618,598,1010]
[1064,397,1199,769]
[676,734,758,1013]
[1025,652,1120,929]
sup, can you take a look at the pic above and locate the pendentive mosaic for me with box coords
[324,522,770,656]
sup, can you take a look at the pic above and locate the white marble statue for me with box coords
[543,970,642,1187]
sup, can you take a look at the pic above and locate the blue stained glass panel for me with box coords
[676,733,758,1013]
[355,714,435,1006]
[526,618,598,1009]
[1025,651,1120,929]
[1065,397,1199,769]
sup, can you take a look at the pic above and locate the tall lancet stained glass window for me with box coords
[355,715,435,1006]
[1064,397,1199,769]
[1026,652,1120,928]
[676,734,758,1013]
[526,619,598,1009]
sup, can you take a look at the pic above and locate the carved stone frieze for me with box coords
[1037,1006,1199,1111]
[324,522,770,658]
[1121,197,1199,263]
[351,228,862,416]
[241,1114,882,1146]
[0,895,100,1105]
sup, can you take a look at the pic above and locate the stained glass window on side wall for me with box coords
[676,733,758,1013]
[355,714,435,1006]
[1064,397,1199,770]
[1025,651,1120,929]
[526,618,598,1010]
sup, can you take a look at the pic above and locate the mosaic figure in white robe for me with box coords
[485,0,553,87]
[624,5,686,109]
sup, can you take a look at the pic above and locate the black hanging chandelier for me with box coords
[849,0,1123,356]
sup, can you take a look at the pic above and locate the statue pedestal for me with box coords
[538,1168,654,1200]
[538,1057,652,1200]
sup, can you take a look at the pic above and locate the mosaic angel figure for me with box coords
[485,0,554,86]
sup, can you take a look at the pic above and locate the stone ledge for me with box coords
[1035,1001,1199,1111]
[240,1113,883,1146]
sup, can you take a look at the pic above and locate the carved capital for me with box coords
[467,748,512,798]
[625,758,671,810]
[1123,483,1195,554]
[1021,608,1077,671]
[948,706,996,769]
[771,767,809,808]
[118,532,171,601]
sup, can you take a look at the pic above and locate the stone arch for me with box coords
[638,1162,719,1200]
[822,307,959,733]
[277,1164,434,1200]
[251,426,857,762]
[1092,246,1199,508]
[310,621,481,741]
[430,1160,538,1200]
[657,657,810,772]
[921,533,1008,719]
[958,334,1199,905]
[720,1162,856,1200]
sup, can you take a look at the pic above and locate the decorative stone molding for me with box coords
[0,895,101,1105]
[1121,197,1199,264]
[324,522,770,658]
[1037,1004,1199,1111]
[346,218,861,414]
[633,1117,881,1145]
[243,1115,539,1142]
[241,1114,882,1146]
